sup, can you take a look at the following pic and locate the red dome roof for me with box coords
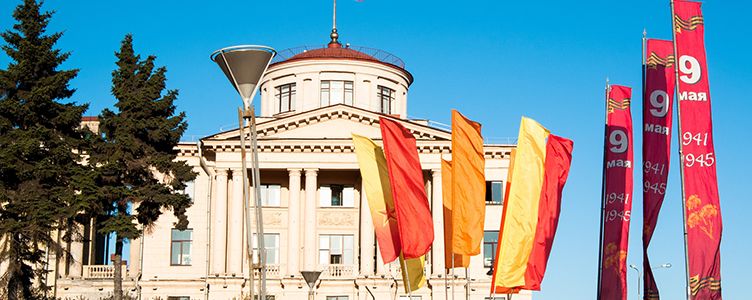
[288,46,379,62]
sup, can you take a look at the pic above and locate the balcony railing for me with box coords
[82,265,128,279]
[321,264,356,279]
[252,264,282,279]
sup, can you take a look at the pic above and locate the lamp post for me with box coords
[211,45,276,300]
[628,263,672,300]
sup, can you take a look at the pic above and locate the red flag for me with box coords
[524,134,573,291]
[379,117,434,259]
[673,1,723,298]
[642,38,676,300]
[598,85,633,300]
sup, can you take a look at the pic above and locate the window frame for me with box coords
[377,85,395,114]
[319,185,355,207]
[318,234,355,265]
[483,230,499,268]
[259,184,281,207]
[320,80,354,106]
[485,181,504,205]
[170,228,193,266]
[275,83,296,114]
[252,233,280,265]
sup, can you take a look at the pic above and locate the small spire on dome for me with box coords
[328,0,342,48]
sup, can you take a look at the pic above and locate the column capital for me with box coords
[216,168,230,177]
[304,168,319,176]
[431,168,442,176]
[287,168,303,176]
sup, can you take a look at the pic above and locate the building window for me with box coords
[170,229,192,266]
[252,233,280,264]
[378,86,394,114]
[486,181,504,205]
[260,184,281,206]
[327,297,349,300]
[167,297,190,300]
[275,83,296,113]
[319,185,355,207]
[180,180,195,202]
[319,234,354,265]
[320,80,353,106]
[483,231,499,268]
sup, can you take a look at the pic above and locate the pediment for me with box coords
[203,104,451,143]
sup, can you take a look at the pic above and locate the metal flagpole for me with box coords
[669,1,692,299]
[401,255,414,298]
[237,108,255,300]
[596,78,610,300]
[451,258,455,300]
[249,107,268,299]
[464,267,470,300]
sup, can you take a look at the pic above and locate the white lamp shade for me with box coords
[211,45,276,108]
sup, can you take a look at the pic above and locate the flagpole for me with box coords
[670,1,692,299]
[596,77,610,300]
[641,29,648,300]
[401,255,413,298]
[464,267,470,300]
[451,259,455,300]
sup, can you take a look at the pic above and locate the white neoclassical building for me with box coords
[46,31,531,300]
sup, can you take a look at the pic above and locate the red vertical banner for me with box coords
[642,39,676,300]
[598,85,633,300]
[672,1,723,298]
[379,117,434,259]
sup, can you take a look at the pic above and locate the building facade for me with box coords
[48,35,530,300]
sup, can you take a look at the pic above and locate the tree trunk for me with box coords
[113,236,123,300]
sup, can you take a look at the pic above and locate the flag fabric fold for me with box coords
[450,110,486,256]
[524,134,574,291]
[642,38,676,300]
[352,133,401,264]
[442,159,471,269]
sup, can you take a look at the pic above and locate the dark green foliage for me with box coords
[90,34,195,299]
[0,0,93,299]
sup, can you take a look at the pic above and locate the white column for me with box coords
[359,178,375,276]
[129,237,141,277]
[431,169,445,274]
[69,231,84,278]
[287,169,302,276]
[303,168,318,271]
[375,241,385,275]
[227,169,244,275]
[212,169,229,275]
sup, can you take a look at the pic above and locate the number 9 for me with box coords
[679,55,701,85]
[609,130,628,153]
[649,90,669,117]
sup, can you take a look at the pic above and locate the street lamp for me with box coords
[629,263,672,299]
[211,45,276,300]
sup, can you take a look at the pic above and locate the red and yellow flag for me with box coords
[352,133,401,263]
[441,159,471,269]
[524,134,574,291]
[642,38,676,300]
[379,117,434,259]
[450,110,486,256]
[598,85,634,300]
[352,133,426,292]
[673,1,722,298]
[492,117,549,292]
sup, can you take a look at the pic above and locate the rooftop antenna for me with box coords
[329,0,341,47]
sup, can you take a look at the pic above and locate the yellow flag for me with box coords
[352,133,425,291]
[493,117,550,288]
[352,134,401,263]
[399,254,426,292]
[450,110,486,256]
[442,159,471,268]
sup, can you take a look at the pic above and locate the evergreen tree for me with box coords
[0,0,93,299]
[91,34,195,300]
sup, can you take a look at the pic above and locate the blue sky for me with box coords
[1,1,749,299]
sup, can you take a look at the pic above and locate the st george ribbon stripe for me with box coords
[672,1,723,299]
[598,85,633,300]
[642,38,676,300]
